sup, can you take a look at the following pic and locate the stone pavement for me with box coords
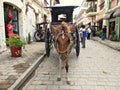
[91,37,120,51]
[0,42,45,90]
[0,37,120,90]
[23,40,120,90]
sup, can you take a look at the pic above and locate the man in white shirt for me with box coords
[87,27,91,39]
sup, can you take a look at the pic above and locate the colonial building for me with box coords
[74,0,98,27]
[74,1,90,27]
[0,0,59,52]
[0,0,25,52]
[76,0,120,41]
[86,0,97,26]
[96,0,107,30]
[104,0,120,40]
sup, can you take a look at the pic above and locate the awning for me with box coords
[104,12,114,20]
[113,9,120,17]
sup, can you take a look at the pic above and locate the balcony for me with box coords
[86,5,97,17]
[86,6,97,12]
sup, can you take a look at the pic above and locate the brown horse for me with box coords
[52,21,75,84]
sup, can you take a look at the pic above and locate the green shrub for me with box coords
[6,37,26,49]
[96,30,102,37]
[110,30,119,41]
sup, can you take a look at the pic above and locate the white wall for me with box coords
[26,7,36,41]
[0,0,51,52]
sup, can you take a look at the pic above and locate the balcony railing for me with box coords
[86,5,97,13]
[86,5,97,17]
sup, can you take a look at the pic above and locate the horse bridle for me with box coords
[55,32,72,54]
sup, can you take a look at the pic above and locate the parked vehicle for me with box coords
[34,22,48,42]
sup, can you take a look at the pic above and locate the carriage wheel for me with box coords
[75,27,80,57]
[34,31,42,42]
[45,29,51,57]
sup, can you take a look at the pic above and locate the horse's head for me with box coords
[61,21,71,33]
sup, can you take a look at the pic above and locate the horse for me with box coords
[52,21,75,84]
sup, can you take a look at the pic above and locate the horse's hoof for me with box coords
[67,81,70,85]
[57,77,61,81]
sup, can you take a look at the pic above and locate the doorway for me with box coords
[4,3,19,38]
[109,21,115,39]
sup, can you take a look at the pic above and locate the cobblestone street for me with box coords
[23,40,120,90]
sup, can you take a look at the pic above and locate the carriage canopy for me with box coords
[46,6,78,23]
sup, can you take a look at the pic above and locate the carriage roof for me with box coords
[46,6,78,23]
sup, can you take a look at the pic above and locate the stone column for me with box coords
[0,0,7,52]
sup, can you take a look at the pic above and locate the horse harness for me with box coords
[55,31,75,55]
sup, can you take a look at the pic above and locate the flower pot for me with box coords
[10,46,22,57]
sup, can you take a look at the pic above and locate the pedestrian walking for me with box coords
[87,26,91,39]
[101,25,107,40]
[79,26,83,42]
[91,26,96,37]
[81,25,87,48]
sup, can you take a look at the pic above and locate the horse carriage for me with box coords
[45,6,80,84]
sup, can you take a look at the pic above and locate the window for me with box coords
[4,3,19,38]
[58,14,66,21]
[99,0,105,10]
[109,0,111,9]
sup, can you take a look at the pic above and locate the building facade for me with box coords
[0,0,53,52]
[74,1,90,27]
[0,0,24,52]
[76,0,120,41]
[86,0,97,26]
[104,0,120,40]
[96,0,107,30]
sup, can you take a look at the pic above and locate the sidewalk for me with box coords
[0,42,45,90]
[91,36,120,51]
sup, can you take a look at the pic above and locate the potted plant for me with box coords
[6,36,26,57]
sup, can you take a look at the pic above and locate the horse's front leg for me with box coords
[65,54,70,84]
[57,56,61,81]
